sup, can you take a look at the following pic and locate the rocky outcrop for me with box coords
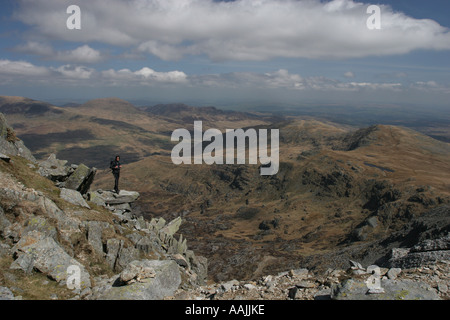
[0,149,207,300]
[37,154,71,181]
[84,188,208,283]
[38,154,97,195]
[387,233,450,269]
[88,189,139,216]
[0,112,36,163]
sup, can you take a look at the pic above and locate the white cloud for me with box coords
[1,59,448,96]
[15,42,103,64]
[0,59,186,85]
[102,67,188,85]
[54,45,103,64]
[138,41,184,61]
[14,0,450,61]
[190,69,405,93]
[410,80,450,93]
[15,41,54,56]
[51,65,95,79]
[344,71,355,78]
[0,59,50,77]
[0,59,95,82]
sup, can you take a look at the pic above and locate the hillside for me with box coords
[0,97,176,167]
[92,119,450,281]
[0,96,273,169]
[0,96,59,116]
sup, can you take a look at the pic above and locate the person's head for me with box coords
[115,155,120,161]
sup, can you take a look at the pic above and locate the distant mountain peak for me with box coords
[0,95,58,116]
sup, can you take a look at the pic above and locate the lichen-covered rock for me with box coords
[23,216,58,240]
[63,164,96,195]
[160,216,182,237]
[85,221,112,256]
[104,238,139,272]
[10,230,91,289]
[36,196,81,240]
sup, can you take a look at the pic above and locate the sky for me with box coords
[0,0,449,109]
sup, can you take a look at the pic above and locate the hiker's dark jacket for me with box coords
[110,160,121,173]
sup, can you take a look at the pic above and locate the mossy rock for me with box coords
[63,164,96,194]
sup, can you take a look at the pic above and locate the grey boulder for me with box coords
[96,259,181,300]
[60,188,90,209]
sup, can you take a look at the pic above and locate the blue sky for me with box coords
[0,0,449,109]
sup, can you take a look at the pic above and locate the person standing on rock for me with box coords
[110,155,122,193]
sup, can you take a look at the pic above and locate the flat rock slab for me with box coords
[89,189,140,205]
